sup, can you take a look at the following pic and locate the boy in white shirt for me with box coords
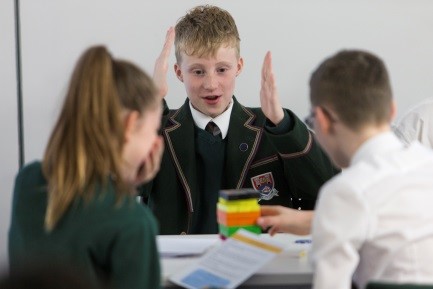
[259,50,433,289]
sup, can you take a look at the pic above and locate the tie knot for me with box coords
[205,121,221,137]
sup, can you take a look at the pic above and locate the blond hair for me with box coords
[42,46,158,231]
[175,5,241,63]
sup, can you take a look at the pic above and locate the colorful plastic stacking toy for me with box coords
[217,189,261,239]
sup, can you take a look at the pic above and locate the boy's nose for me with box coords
[203,74,218,90]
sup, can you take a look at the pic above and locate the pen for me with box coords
[295,239,312,244]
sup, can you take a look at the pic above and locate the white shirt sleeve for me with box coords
[311,179,370,289]
[393,110,424,145]
[393,100,433,148]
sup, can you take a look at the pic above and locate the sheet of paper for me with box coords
[168,229,284,289]
[158,236,219,258]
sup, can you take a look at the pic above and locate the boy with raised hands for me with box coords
[142,5,337,235]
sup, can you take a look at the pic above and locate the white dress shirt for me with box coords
[189,99,233,139]
[312,132,433,289]
[393,97,433,149]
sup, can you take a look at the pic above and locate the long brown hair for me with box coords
[42,46,158,231]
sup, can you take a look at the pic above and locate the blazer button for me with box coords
[298,207,302,210]
[180,231,187,235]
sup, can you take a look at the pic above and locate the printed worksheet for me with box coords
[169,229,284,289]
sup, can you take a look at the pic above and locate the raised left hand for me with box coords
[260,51,284,125]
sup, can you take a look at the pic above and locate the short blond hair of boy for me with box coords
[174,5,241,63]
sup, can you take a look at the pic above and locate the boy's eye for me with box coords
[217,68,228,73]
[192,70,204,76]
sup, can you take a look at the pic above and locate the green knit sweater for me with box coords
[9,161,161,289]
[192,127,226,233]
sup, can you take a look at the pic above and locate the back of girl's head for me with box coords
[175,5,240,63]
[42,45,158,231]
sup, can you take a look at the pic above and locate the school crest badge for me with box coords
[251,172,279,201]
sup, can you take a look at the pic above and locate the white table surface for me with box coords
[159,233,313,288]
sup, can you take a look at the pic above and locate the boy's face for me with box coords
[174,46,243,118]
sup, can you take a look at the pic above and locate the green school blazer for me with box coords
[9,162,161,289]
[141,97,338,234]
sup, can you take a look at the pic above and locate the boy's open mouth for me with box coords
[204,95,220,100]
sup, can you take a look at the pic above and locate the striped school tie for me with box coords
[205,121,222,138]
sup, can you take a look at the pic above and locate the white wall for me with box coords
[20,0,433,162]
[0,0,19,269]
[2,0,433,268]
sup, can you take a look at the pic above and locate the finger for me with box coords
[160,27,175,59]
[150,143,163,176]
[142,156,154,183]
[258,217,281,236]
[256,216,279,230]
[261,51,272,80]
[261,51,269,85]
[143,157,157,183]
[256,217,265,228]
[135,138,164,185]
[135,165,149,186]
[268,226,279,236]
[260,206,279,216]
[266,51,273,73]
[154,136,165,158]
[146,137,164,178]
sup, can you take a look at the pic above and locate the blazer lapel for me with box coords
[225,98,263,189]
[163,100,198,213]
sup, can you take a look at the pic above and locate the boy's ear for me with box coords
[123,111,140,142]
[236,57,244,76]
[315,107,332,135]
[390,100,397,121]
[174,63,183,82]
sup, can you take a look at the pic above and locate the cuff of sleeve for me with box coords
[265,110,292,135]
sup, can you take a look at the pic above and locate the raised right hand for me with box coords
[153,27,175,99]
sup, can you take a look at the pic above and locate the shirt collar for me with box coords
[189,98,233,139]
[350,131,404,166]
